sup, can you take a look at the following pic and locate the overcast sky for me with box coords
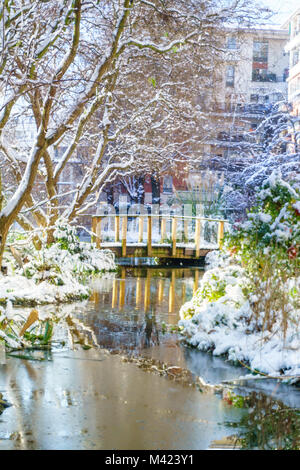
[262,0,300,26]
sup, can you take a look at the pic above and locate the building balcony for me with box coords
[285,32,300,53]
[209,103,273,116]
[243,103,273,114]
[216,132,257,143]
[288,61,300,82]
[290,87,300,104]
[252,72,287,83]
[206,132,259,150]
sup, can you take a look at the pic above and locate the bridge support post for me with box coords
[184,219,188,242]
[218,220,224,247]
[138,216,144,243]
[195,218,201,257]
[92,216,101,248]
[147,216,152,257]
[91,216,97,244]
[115,216,120,243]
[171,218,177,257]
[122,216,127,257]
[161,217,166,242]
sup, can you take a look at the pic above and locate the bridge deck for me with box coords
[100,242,218,259]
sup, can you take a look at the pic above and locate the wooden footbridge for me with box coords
[91,214,226,259]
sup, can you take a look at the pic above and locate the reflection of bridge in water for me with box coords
[91,214,227,259]
[90,267,202,317]
[87,267,204,354]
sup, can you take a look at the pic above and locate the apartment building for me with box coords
[119,26,290,207]
[203,26,289,161]
[284,7,300,116]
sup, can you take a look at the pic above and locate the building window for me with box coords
[296,15,300,35]
[252,68,276,82]
[226,66,235,87]
[227,36,237,50]
[253,40,268,63]
[292,51,299,67]
[163,175,173,194]
[249,123,257,131]
[271,92,283,103]
[252,40,270,82]
[250,94,259,103]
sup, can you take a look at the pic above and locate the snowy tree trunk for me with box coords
[0,169,3,213]
[0,219,10,269]
[0,171,6,268]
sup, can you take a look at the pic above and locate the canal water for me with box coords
[0,266,299,450]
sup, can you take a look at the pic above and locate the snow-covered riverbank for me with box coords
[179,251,300,383]
[0,224,116,306]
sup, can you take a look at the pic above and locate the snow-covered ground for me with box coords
[179,251,300,382]
[0,228,116,306]
[0,273,91,306]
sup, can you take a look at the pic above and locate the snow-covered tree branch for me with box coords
[0,0,270,265]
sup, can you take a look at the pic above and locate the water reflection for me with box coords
[0,351,245,450]
[138,312,159,349]
[1,266,300,450]
[91,267,200,316]
[82,266,300,450]
[85,267,203,353]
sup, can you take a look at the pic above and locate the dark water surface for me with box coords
[0,266,299,450]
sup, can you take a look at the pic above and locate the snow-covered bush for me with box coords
[205,249,231,269]
[19,219,115,280]
[0,220,116,305]
[179,172,300,380]
[180,265,247,322]
[225,170,299,273]
[224,171,299,336]
[179,261,300,379]
[53,222,82,254]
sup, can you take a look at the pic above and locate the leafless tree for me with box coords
[0,0,270,266]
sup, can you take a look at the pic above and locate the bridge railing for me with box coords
[91,214,227,257]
